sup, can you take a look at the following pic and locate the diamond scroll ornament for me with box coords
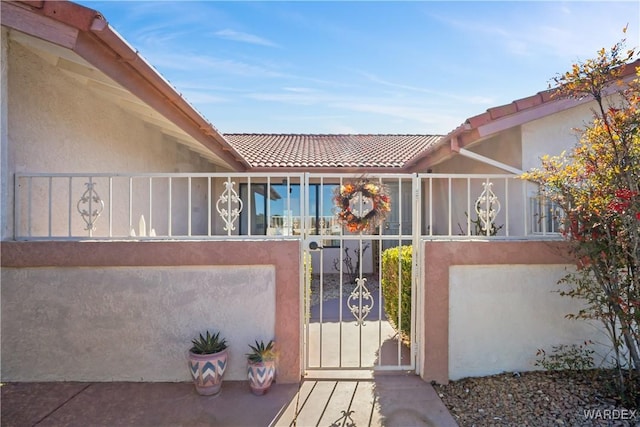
[216,180,243,232]
[77,181,104,236]
[474,182,501,233]
[347,277,374,326]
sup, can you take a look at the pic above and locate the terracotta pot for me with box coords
[247,359,276,395]
[188,348,228,396]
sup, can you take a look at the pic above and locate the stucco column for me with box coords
[1,27,11,240]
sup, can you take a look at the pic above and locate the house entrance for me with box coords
[301,174,419,373]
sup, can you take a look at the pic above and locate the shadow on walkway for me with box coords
[1,376,458,426]
[274,374,458,426]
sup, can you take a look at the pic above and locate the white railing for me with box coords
[13,172,306,240]
[13,172,562,241]
[417,173,563,240]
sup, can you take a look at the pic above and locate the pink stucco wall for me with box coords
[421,240,572,384]
[3,239,576,384]
[1,240,302,383]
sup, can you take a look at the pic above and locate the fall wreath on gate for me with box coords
[334,179,391,233]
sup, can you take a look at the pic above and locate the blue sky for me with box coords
[79,1,639,135]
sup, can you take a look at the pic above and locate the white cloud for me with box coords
[358,71,495,106]
[214,29,280,48]
[143,51,288,79]
[330,101,464,134]
[427,2,639,59]
[282,87,318,93]
[244,92,325,105]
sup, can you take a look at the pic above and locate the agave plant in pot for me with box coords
[188,330,228,396]
[246,339,276,395]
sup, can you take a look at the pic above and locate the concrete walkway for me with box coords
[1,375,458,426]
[308,283,412,370]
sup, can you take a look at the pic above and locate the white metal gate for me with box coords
[301,173,420,373]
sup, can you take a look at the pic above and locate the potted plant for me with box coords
[188,330,228,396]
[246,339,276,395]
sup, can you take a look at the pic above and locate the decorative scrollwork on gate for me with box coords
[347,277,374,326]
[77,181,104,235]
[474,181,501,234]
[216,179,243,232]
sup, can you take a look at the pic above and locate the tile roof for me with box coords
[224,134,443,169]
[405,58,640,171]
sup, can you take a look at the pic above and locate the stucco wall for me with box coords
[421,240,577,384]
[7,41,211,175]
[1,265,275,382]
[3,38,215,240]
[521,102,594,172]
[448,264,607,380]
[1,240,302,383]
[1,28,9,241]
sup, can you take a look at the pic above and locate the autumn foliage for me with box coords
[523,33,639,402]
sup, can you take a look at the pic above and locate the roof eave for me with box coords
[2,0,250,172]
[407,59,640,172]
[247,166,411,174]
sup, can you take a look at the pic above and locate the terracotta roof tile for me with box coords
[406,58,640,171]
[463,58,640,132]
[487,103,517,120]
[514,93,544,111]
[224,134,443,169]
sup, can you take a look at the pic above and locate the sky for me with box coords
[78,1,640,135]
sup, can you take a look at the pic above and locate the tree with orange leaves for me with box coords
[524,31,639,403]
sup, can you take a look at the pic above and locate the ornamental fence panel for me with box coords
[302,173,419,372]
[13,172,561,241]
[13,173,305,240]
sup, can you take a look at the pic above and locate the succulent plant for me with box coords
[246,340,276,363]
[190,330,228,355]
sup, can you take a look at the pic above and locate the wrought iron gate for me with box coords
[301,173,419,373]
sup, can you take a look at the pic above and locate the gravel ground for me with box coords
[434,370,640,427]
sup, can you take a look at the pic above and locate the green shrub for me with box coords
[381,245,412,344]
[534,342,595,371]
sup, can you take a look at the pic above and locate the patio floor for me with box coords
[1,375,458,426]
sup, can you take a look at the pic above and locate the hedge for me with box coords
[381,245,412,344]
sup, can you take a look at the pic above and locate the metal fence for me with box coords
[418,173,562,239]
[13,172,562,241]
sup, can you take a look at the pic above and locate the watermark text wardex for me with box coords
[583,409,637,421]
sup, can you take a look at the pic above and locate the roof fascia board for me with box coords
[407,127,483,172]
[477,74,636,139]
[407,145,454,172]
[1,1,78,49]
[408,64,638,172]
[476,97,590,138]
[248,167,407,174]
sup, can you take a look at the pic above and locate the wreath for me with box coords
[334,179,391,233]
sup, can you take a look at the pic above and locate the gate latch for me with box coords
[308,239,323,251]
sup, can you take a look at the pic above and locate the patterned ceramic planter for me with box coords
[188,348,228,396]
[247,359,276,395]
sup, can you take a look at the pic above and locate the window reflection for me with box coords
[239,183,341,245]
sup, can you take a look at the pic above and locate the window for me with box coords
[239,183,341,245]
[530,196,564,234]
